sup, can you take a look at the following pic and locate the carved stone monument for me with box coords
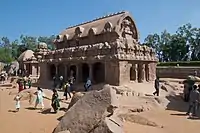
[38,11,158,86]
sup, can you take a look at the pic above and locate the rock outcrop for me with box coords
[67,92,85,110]
[53,84,123,133]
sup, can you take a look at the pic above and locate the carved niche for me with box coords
[74,27,84,47]
[121,17,137,41]
[104,22,112,32]
[88,28,96,45]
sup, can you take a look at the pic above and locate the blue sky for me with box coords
[0,0,200,42]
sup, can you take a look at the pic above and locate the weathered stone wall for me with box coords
[119,61,131,85]
[105,61,119,85]
[38,62,49,87]
[156,66,200,79]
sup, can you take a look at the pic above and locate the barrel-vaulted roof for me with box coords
[18,50,35,62]
[56,11,139,41]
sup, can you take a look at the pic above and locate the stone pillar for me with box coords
[133,63,138,82]
[64,65,68,81]
[75,64,79,83]
[145,63,150,82]
[141,63,145,82]
[89,63,93,83]
[138,63,145,83]
[55,64,58,76]
[37,64,40,76]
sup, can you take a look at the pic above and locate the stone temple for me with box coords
[38,11,157,87]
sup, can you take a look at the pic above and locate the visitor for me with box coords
[17,79,23,92]
[63,81,71,100]
[27,78,32,89]
[186,85,199,116]
[84,78,92,92]
[53,76,57,89]
[23,76,27,90]
[198,84,200,110]
[35,87,45,110]
[14,95,21,112]
[51,89,60,113]
[183,80,190,102]
[69,76,75,92]
[153,77,160,96]
[59,76,64,90]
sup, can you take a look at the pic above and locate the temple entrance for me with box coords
[81,63,89,82]
[130,66,134,81]
[58,64,65,77]
[49,64,56,79]
[92,62,105,84]
[26,63,32,76]
[70,65,76,80]
[130,64,137,81]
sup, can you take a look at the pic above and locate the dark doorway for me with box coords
[58,64,65,77]
[49,64,56,79]
[82,63,89,82]
[70,65,76,79]
[145,64,149,82]
[92,62,105,84]
[130,66,134,81]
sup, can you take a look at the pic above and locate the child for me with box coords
[15,95,21,112]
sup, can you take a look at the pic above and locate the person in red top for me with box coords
[17,79,23,92]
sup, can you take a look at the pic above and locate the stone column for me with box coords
[55,64,58,76]
[64,65,68,81]
[89,63,93,83]
[141,63,145,82]
[133,63,138,82]
[145,63,150,82]
[37,64,40,76]
[138,63,145,83]
[75,64,79,83]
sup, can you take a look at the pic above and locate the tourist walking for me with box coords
[27,78,32,89]
[23,76,27,90]
[17,79,23,92]
[153,77,160,96]
[186,85,200,116]
[53,76,56,88]
[63,81,71,100]
[14,95,21,112]
[59,76,64,90]
[84,78,92,92]
[51,89,60,113]
[69,76,75,92]
[35,87,45,110]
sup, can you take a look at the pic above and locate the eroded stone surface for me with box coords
[53,85,123,133]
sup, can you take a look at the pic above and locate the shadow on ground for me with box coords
[165,94,188,113]
[8,110,18,113]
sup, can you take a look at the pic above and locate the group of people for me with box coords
[186,84,200,117]
[153,76,200,117]
[14,75,92,113]
[17,76,32,92]
[15,86,60,113]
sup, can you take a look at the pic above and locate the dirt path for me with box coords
[1,86,200,133]
[0,88,65,133]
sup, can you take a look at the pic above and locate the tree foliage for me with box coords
[144,23,200,62]
[0,35,55,63]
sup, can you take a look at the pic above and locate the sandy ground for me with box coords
[0,82,200,133]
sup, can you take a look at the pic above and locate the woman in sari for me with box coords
[51,89,60,113]
[35,87,45,110]
[17,79,23,92]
